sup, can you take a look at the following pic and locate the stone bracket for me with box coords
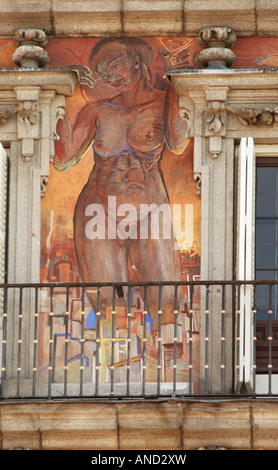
[12,29,49,69]
[15,87,40,161]
[204,87,229,159]
[197,27,237,69]
[168,28,278,392]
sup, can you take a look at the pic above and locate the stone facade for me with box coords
[0,1,277,38]
[1,399,278,450]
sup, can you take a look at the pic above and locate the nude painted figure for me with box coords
[53,38,189,330]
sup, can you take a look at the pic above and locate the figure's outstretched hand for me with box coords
[71,64,97,89]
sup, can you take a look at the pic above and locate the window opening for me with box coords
[255,154,278,374]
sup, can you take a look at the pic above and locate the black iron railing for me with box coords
[1,280,278,400]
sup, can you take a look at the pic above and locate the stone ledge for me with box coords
[1,399,278,450]
[184,0,257,37]
[0,1,276,37]
[0,68,78,95]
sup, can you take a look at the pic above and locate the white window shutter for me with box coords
[237,137,256,389]
[0,144,7,379]
[0,145,7,311]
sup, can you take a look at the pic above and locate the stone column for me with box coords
[170,27,278,393]
[197,26,237,69]
[0,29,78,392]
[169,28,236,393]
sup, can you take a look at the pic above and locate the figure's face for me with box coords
[96,49,141,92]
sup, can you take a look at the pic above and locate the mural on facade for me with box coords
[39,37,202,394]
[37,35,278,394]
[1,35,278,394]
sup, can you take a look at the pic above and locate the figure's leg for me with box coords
[128,230,182,331]
[75,235,130,316]
[74,188,130,317]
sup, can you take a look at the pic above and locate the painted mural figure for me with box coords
[54,38,189,329]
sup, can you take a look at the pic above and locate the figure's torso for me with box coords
[93,91,166,159]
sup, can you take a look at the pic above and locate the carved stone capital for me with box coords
[17,101,39,128]
[15,88,40,161]
[206,100,226,135]
[0,69,78,166]
[197,27,237,69]
[204,87,229,158]
[12,29,49,68]
[14,29,48,48]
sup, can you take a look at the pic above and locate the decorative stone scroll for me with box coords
[40,175,49,197]
[227,106,278,127]
[193,172,201,195]
[54,106,66,142]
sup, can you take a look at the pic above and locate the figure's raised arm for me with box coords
[164,81,189,155]
[53,102,97,171]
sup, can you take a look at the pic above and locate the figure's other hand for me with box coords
[158,47,191,72]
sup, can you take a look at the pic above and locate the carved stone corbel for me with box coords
[197,27,237,69]
[0,101,38,134]
[12,29,49,69]
[205,87,229,159]
[206,101,225,135]
[15,88,40,162]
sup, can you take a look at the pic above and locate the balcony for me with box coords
[1,279,278,401]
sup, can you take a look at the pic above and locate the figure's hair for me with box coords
[89,37,155,72]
